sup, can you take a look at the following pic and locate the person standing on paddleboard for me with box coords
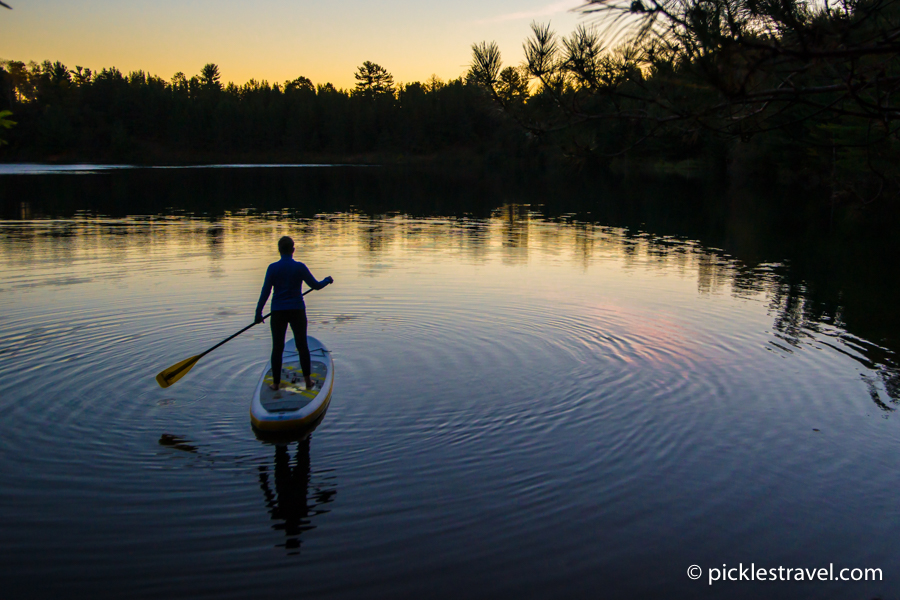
[256,236,333,391]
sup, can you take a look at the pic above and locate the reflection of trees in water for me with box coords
[479,211,898,407]
[358,218,395,277]
[586,229,899,411]
[495,204,529,264]
[731,264,772,298]
[360,219,389,255]
[768,277,810,350]
[764,269,899,411]
[257,438,337,555]
[696,253,728,295]
[461,220,489,263]
[7,206,896,410]
[572,224,594,271]
[206,222,224,278]
[532,221,900,411]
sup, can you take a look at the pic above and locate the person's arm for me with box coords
[300,264,333,291]
[255,266,274,322]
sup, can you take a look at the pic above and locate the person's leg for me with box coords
[287,308,313,389]
[270,311,289,390]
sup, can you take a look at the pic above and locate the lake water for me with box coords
[1,165,898,599]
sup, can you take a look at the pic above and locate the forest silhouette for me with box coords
[2,0,900,217]
[0,59,528,165]
[468,0,900,208]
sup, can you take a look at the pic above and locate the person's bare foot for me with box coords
[305,376,316,390]
[268,383,280,391]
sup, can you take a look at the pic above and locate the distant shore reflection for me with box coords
[6,210,896,411]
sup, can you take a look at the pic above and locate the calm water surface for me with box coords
[1,166,898,599]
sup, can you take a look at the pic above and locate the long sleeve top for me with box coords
[256,256,327,317]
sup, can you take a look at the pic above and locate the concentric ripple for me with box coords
[1,210,897,600]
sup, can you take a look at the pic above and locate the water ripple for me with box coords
[1,213,896,600]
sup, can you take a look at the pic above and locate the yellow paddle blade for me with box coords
[156,354,201,388]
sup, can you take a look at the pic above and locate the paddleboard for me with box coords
[250,335,334,431]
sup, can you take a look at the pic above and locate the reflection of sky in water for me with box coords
[0,211,897,600]
[0,211,896,408]
[0,163,355,175]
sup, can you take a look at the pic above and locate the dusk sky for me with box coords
[1,0,591,88]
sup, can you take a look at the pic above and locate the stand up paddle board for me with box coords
[250,335,334,431]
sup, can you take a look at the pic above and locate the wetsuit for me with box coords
[256,255,329,385]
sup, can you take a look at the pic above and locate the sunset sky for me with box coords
[1,0,592,89]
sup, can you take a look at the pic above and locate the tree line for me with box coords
[468,0,900,205]
[0,59,527,163]
[4,0,900,211]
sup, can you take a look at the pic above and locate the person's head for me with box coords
[278,236,294,256]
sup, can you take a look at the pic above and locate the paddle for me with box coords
[155,288,315,388]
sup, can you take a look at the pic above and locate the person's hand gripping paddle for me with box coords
[155,288,317,388]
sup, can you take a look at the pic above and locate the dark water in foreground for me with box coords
[1,165,899,600]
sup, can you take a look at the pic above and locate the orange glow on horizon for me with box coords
[0,1,588,89]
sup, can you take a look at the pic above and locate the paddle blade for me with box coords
[156,355,201,388]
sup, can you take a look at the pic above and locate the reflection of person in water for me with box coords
[257,437,337,554]
[159,431,337,555]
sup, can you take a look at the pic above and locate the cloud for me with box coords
[477,1,584,24]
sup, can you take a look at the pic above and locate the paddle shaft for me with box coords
[168,287,315,380]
